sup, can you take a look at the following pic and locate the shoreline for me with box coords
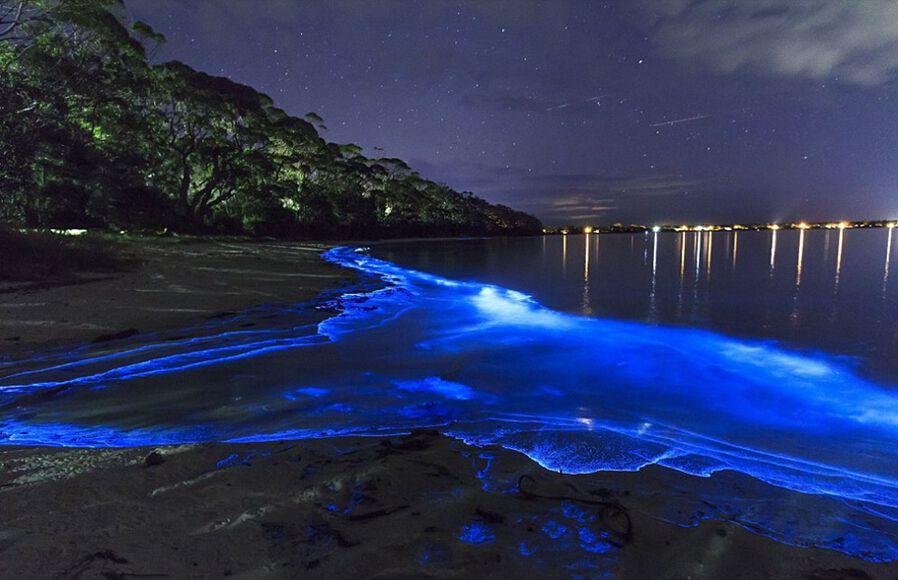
[2,237,898,578]
[0,238,355,361]
[2,432,896,579]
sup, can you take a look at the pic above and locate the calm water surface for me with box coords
[374,229,898,382]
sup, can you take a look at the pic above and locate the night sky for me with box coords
[124,1,898,226]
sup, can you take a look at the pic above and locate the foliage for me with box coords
[0,0,542,237]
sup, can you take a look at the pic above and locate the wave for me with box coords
[1,245,897,559]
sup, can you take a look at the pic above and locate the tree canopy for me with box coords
[0,0,541,237]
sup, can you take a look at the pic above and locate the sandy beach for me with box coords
[0,238,351,359]
[1,239,897,579]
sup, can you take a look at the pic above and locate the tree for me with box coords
[0,0,160,226]
[0,0,543,236]
[256,108,330,232]
[150,62,280,230]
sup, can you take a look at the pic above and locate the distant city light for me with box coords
[542,220,893,235]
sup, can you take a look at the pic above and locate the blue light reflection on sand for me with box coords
[1,246,898,560]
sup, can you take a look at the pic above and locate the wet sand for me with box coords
[2,431,896,579]
[1,239,896,579]
[0,238,351,359]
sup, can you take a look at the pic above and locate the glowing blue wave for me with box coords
[1,245,898,560]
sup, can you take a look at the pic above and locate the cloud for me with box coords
[435,167,698,224]
[640,0,898,85]
[609,175,697,196]
[549,195,617,212]
[516,193,617,225]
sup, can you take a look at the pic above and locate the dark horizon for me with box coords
[125,1,898,227]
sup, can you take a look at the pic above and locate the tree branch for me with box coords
[0,1,25,41]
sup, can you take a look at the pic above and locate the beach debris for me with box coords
[347,504,410,522]
[144,450,166,467]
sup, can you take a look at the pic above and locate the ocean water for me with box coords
[374,230,898,384]
[1,231,897,560]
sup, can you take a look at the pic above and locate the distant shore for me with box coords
[544,219,898,235]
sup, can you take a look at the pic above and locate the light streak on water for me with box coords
[791,228,806,324]
[582,233,592,316]
[679,231,686,280]
[885,225,893,298]
[594,230,599,264]
[643,231,649,267]
[694,231,702,280]
[835,227,845,294]
[705,231,713,283]
[732,230,738,271]
[562,234,567,279]
[0,245,897,561]
[648,232,659,322]
[677,232,687,318]
[692,233,702,322]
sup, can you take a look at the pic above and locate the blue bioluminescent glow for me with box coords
[578,527,614,554]
[542,520,569,540]
[458,521,496,545]
[1,246,898,560]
